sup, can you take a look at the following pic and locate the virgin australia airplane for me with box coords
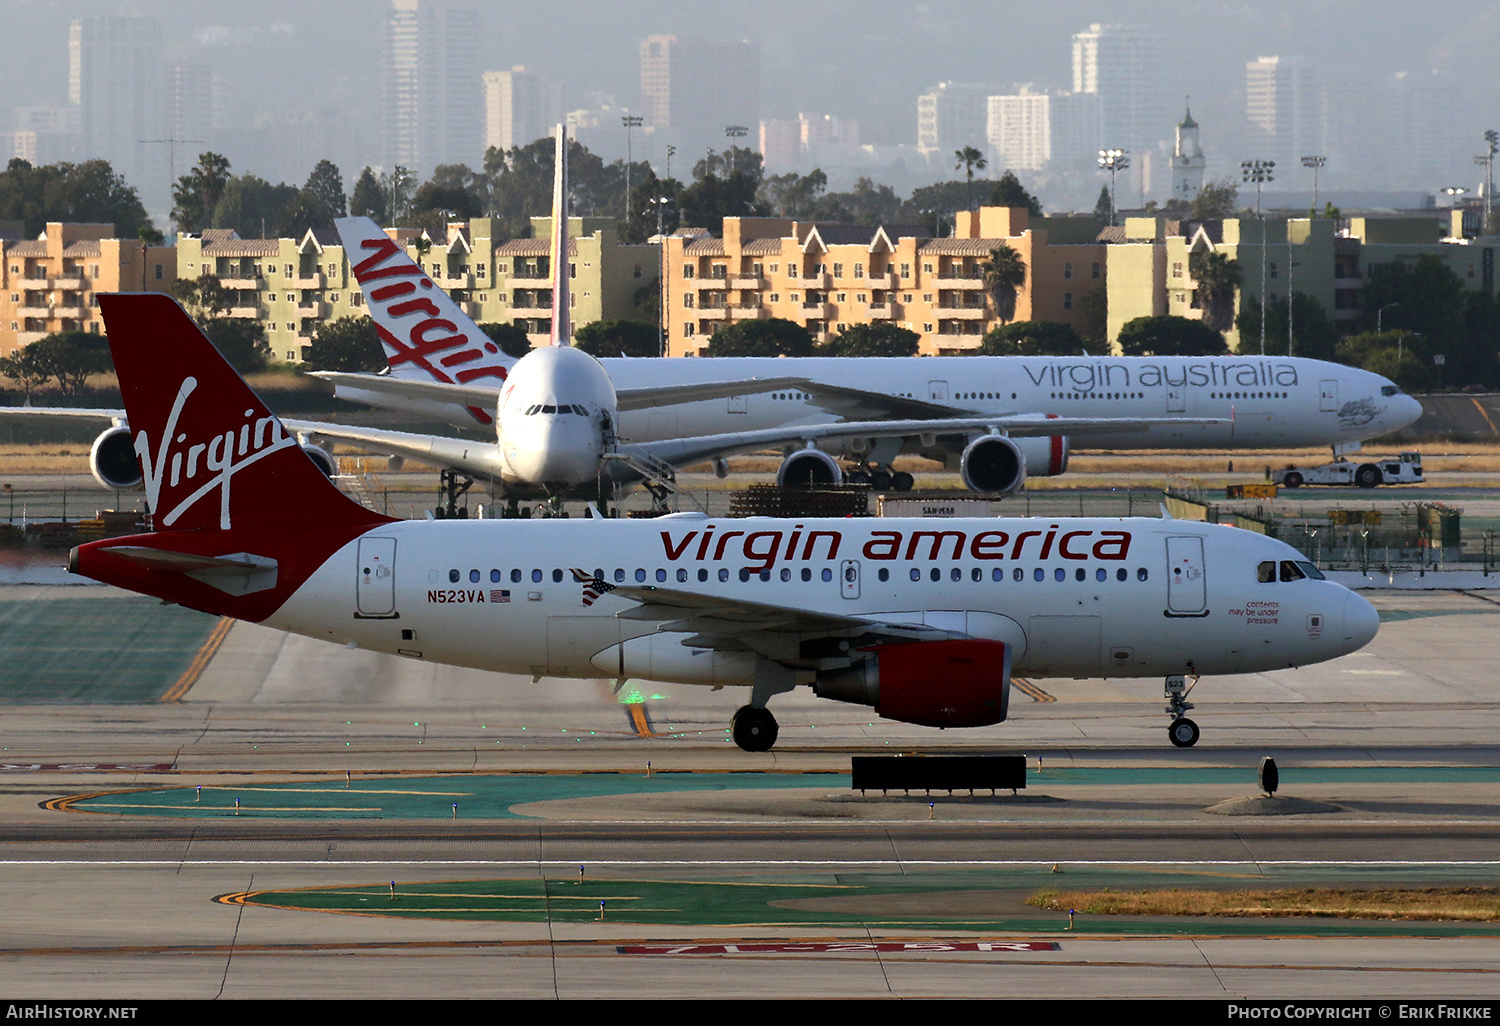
[325,215,1421,495]
[70,291,1380,752]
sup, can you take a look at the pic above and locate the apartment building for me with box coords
[0,222,174,355]
[660,206,1106,357]
[1106,213,1499,352]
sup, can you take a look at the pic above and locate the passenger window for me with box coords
[1137,568,1149,581]
[656,569,667,582]
[1013,568,1024,582]
[1055,568,1066,582]
[1075,568,1086,582]
[490,570,501,583]
[677,569,688,582]
[614,568,625,583]
[878,568,890,582]
[972,568,982,582]
[780,568,791,581]
[698,569,708,582]
[635,568,647,582]
[511,569,522,583]
[1258,561,1277,583]
[1116,568,1127,582]
[719,568,729,582]
[1033,568,1045,582]
[801,568,812,582]
[993,568,1004,582]
[532,569,542,583]
[910,568,921,582]
[449,569,460,583]
[552,569,563,583]
[821,569,833,582]
[1096,568,1107,582]
[470,569,480,583]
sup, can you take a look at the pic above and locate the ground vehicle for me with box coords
[1273,452,1423,489]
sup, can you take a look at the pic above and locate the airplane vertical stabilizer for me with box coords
[550,123,571,347]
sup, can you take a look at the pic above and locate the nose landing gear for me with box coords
[1164,672,1200,748]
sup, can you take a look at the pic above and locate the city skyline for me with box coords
[3,0,1496,222]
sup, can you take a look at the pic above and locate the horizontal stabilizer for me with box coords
[105,546,279,596]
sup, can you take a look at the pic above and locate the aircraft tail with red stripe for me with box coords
[69,294,396,621]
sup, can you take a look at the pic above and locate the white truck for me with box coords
[1272,451,1424,489]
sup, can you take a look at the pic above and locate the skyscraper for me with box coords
[917,82,992,157]
[639,35,759,164]
[483,66,564,154]
[383,0,481,177]
[1071,23,1164,168]
[69,16,166,209]
[1245,56,1323,170]
[987,89,1051,172]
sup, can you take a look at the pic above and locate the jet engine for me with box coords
[777,448,842,487]
[958,434,1068,494]
[300,444,337,479]
[813,639,1011,728]
[89,426,143,490]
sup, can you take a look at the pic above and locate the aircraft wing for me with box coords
[280,419,508,479]
[795,383,972,420]
[309,371,501,411]
[614,377,815,411]
[311,370,816,413]
[0,406,125,424]
[631,413,1229,468]
[592,579,962,659]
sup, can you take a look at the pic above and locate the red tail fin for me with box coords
[99,293,379,533]
[71,295,394,623]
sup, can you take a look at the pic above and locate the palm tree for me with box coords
[954,146,987,211]
[1189,249,1242,334]
[981,244,1027,324]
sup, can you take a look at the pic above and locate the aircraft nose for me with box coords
[1389,393,1423,431]
[1341,590,1379,654]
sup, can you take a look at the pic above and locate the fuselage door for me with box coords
[1165,535,1207,615]
[840,559,861,599]
[356,536,397,617]
[928,380,949,403]
[727,394,748,414]
[1166,386,1186,413]
[1319,378,1339,412]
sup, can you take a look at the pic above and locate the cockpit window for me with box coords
[1257,560,1276,583]
[1279,560,1305,582]
[1296,560,1325,580]
[1381,385,1401,396]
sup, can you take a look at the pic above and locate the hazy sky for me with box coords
[4,0,1497,203]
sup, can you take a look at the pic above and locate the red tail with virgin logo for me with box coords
[69,294,396,622]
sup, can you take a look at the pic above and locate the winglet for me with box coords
[1159,502,1175,520]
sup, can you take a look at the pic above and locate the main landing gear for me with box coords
[434,469,474,519]
[845,464,915,492]
[731,705,779,752]
[1164,672,1200,748]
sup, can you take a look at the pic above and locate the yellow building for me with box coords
[0,223,174,355]
[660,206,1105,356]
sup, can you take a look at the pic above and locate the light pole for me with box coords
[648,195,671,356]
[1097,149,1129,226]
[724,125,748,174]
[622,114,643,223]
[1301,155,1326,216]
[1241,159,1275,355]
[1477,130,1498,234]
[1377,302,1399,334]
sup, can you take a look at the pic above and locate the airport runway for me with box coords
[0,578,1498,999]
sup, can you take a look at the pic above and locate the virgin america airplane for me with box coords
[69,292,1380,751]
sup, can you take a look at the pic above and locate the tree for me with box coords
[170,273,234,320]
[758,168,828,218]
[980,244,1027,324]
[954,146,986,210]
[301,317,385,372]
[1190,179,1238,220]
[172,152,233,233]
[574,319,660,358]
[478,322,533,359]
[1235,293,1339,361]
[818,323,920,357]
[1336,331,1435,392]
[1078,283,1108,351]
[901,181,973,235]
[0,158,154,238]
[1092,185,1113,226]
[350,166,387,221]
[277,160,346,236]
[704,318,814,358]
[210,174,297,239]
[1189,250,1241,333]
[1117,315,1229,357]
[979,320,1093,356]
[0,331,111,396]
[819,177,902,226]
[987,170,1042,216]
[0,346,50,399]
[201,318,270,373]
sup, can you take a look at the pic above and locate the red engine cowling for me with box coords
[813,638,1011,728]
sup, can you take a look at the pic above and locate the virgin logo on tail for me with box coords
[338,217,515,426]
[135,376,298,530]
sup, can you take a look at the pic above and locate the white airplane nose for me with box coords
[1342,590,1380,653]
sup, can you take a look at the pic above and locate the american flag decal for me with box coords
[490,589,511,603]
[570,568,616,606]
